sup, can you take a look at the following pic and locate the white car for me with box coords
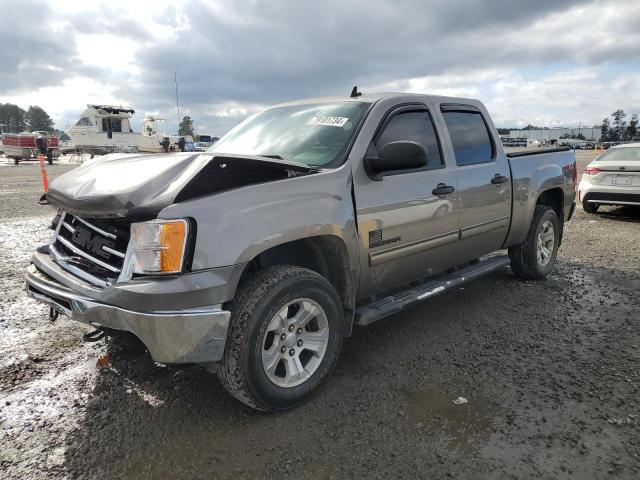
[578,143,640,213]
[194,141,212,152]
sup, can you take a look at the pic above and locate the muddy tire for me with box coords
[217,265,343,411]
[582,201,599,214]
[509,205,560,280]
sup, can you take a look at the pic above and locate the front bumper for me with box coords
[25,263,232,364]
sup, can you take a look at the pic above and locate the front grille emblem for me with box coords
[71,225,116,259]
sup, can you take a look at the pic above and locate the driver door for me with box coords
[354,105,460,297]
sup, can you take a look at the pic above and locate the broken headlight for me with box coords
[130,219,189,275]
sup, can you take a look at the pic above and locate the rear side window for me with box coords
[597,148,640,162]
[375,111,443,169]
[442,111,494,166]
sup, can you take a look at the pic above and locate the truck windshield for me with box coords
[208,101,370,167]
[597,147,640,162]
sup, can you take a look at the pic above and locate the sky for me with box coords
[1,0,639,136]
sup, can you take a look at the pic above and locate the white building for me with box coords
[508,127,600,142]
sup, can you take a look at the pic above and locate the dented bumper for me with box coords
[25,261,232,364]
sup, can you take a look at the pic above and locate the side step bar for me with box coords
[355,255,511,326]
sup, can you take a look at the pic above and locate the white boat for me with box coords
[139,116,191,153]
[66,105,142,153]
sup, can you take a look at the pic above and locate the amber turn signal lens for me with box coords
[130,219,189,275]
[159,221,187,272]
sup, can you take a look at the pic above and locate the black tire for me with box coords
[13,158,19,165]
[217,265,343,411]
[582,201,599,213]
[509,205,560,280]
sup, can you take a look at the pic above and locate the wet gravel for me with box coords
[1,153,639,479]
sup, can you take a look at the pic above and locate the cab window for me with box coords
[442,110,494,166]
[375,110,444,170]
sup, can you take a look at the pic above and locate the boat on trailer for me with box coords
[65,105,142,154]
[139,116,191,153]
[65,105,189,155]
[1,132,60,164]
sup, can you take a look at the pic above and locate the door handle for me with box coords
[432,183,455,196]
[491,174,508,184]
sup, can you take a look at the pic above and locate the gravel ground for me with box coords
[1,152,639,479]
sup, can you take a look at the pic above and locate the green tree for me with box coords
[600,118,611,142]
[27,105,54,132]
[54,128,70,141]
[0,103,27,133]
[625,114,638,141]
[178,116,194,136]
[611,109,627,141]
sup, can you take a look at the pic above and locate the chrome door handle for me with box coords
[432,183,455,196]
[491,174,508,184]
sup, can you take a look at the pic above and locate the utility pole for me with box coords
[175,72,180,134]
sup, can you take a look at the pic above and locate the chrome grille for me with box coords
[51,211,130,285]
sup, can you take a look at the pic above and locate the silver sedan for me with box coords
[578,143,640,213]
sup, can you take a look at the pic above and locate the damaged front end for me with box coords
[25,152,315,363]
[44,152,314,219]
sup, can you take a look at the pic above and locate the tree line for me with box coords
[600,110,638,142]
[0,103,57,135]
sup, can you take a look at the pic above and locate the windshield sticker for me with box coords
[307,116,349,127]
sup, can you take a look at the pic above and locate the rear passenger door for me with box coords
[439,104,511,260]
[354,104,460,297]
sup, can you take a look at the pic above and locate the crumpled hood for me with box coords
[46,152,311,219]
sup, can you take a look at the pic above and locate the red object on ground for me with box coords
[2,133,59,149]
[96,355,111,368]
[38,154,49,191]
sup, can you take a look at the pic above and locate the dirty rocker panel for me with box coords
[356,255,511,325]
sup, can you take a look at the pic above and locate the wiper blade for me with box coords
[259,154,285,160]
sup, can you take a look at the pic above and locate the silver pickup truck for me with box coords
[25,92,577,411]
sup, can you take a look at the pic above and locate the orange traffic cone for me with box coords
[38,154,49,192]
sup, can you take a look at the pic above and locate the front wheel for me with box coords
[217,266,343,411]
[509,206,560,280]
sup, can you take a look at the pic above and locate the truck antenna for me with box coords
[350,86,362,98]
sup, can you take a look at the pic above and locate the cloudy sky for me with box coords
[1,0,639,135]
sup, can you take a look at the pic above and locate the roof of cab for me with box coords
[271,92,481,108]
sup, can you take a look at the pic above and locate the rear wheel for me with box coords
[509,205,560,280]
[217,265,343,411]
[582,201,599,213]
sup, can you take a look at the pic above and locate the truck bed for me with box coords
[505,147,577,248]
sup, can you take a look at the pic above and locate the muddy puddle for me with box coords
[402,387,499,454]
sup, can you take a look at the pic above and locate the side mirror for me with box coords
[365,140,428,181]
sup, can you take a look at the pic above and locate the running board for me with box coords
[355,255,511,326]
